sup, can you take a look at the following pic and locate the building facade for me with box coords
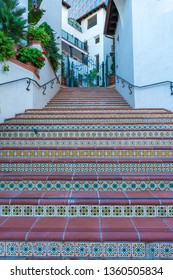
[67,0,108,19]
[105,0,173,110]
[62,0,114,86]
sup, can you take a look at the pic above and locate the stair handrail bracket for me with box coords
[116,75,173,96]
[0,76,60,95]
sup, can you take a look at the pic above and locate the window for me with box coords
[95,36,100,44]
[87,14,97,29]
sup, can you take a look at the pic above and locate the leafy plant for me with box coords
[0,0,26,43]
[2,64,10,71]
[0,31,15,62]
[83,68,98,86]
[28,0,45,24]
[39,22,62,71]
[17,46,46,69]
[27,25,50,46]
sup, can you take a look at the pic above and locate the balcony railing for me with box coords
[62,29,88,52]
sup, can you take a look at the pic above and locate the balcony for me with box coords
[62,29,88,52]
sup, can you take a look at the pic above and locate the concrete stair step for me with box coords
[5,117,173,124]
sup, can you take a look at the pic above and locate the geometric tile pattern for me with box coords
[1,180,173,191]
[2,123,173,131]
[1,162,173,172]
[0,242,173,259]
[1,149,173,158]
[0,205,173,217]
[5,117,173,124]
[1,130,173,138]
[1,139,173,147]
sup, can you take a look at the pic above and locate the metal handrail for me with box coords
[115,74,173,95]
[0,76,60,95]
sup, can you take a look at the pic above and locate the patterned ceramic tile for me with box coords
[132,243,145,258]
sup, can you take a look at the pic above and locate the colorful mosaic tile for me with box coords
[0,242,173,259]
[0,205,173,217]
[6,242,19,256]
[160,244,173,258]
[48,242,60,256]
[104,243,117,257]
[132,243,145,258]
[118,243,131,257]
[147,243,160,258]
[20,243,32,256]
[0,242,5,256]
[90,243,102,257]
[33,242,46,256]
[76,243,89,257]
[62,243,74,257]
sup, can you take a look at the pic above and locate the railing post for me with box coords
[71,62,74,87]
[106,55,109,87]
[102,61,105,87]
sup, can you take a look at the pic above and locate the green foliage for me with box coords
[28,25,50,46]
[0,0,26,43]
[0,31,15,62]
[28,0,45,24]
[39,22,62,71]
[84,68,98,86]
[2,64,10,71]
[17,47,46,69]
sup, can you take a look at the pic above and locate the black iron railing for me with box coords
[116,74,173,95]
[0,76,60,95]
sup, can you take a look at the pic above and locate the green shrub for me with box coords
[39,22,62,71]
[0,31,15,62]
[17,47,46,69]
[28,25,50,46]
[0,0,26,43]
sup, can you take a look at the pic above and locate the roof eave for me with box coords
[62,0,71,9]
[77,3,107,23]
[104,0,119,36]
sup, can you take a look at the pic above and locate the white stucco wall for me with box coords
[39,0,62,77]
[114,0,173,110]
[114,0,135,107]
[62,5,83,39]
[0,43,60,123]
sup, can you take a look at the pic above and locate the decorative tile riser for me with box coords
[2,162,173,173]
[1,205,173,217]
[1,149,173,159]
[1,139,173,147]
[1,181,173,191]
[26,109,168,113]
[15,113,173,119]
[1,241,173,259]
[1,130,173,138]
[2,123,173,130]
[5,118,173,124]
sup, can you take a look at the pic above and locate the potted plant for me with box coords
[17,46,46,69]
[0,31,15,71]
[27,24,50,46]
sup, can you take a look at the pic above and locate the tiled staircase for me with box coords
[0,87,173,259]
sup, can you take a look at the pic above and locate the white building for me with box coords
[62,1,114,86]
[105,0,173,110]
